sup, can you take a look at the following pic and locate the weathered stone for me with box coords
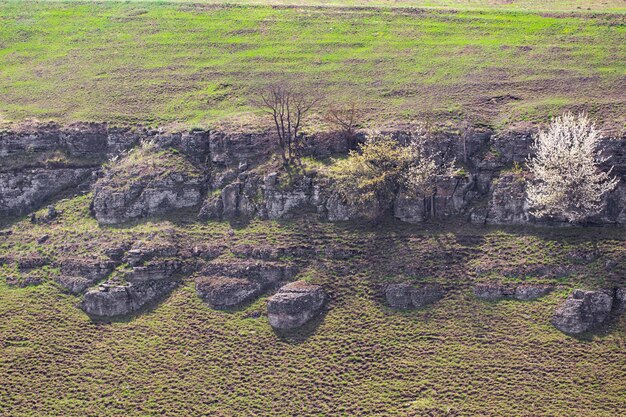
[386,283,444,309]
[514,284,553,301]
[57,258,116,294]
[485,173,529,225]
[474,283,553,301]
[196,276,262,309]
[125,260,180,283]
[0,168,92,217]
[201,259,296,289]
[81,280,177,317]
[552,289,614,334]
[473,283,510,301]
[385,283,413,309]
[92,147,203,224]
[267,281,327,330]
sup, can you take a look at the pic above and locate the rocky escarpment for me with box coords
[267,281,328,330]
[197,125,626,226]
[0,123,140,218]
[2,122,625,226]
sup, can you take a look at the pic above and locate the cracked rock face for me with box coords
[552,289,614,334]
[81,280,178,317]
[267,281,327,330]
[57,258,117,294]
[196,276,262,309]
[385,283,444,309]
[92,147,203,225]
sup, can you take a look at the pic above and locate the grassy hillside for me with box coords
[1,194,625,416]
[1,1,625,129]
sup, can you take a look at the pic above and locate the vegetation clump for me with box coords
[330,127,456,211]
[526,112,618,223]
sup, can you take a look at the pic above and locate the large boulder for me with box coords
[552,289,614,334]
[385,283,444,309]
[196,276,261,309]
[92,145,203,224]
[81,280,177,317]
[267,281,328,330]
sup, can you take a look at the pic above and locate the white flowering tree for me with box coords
[526,112,618,223]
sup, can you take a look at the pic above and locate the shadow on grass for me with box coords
[271,306,330,345]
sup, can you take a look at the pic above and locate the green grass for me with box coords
[0,1,624,129]
[0,194,625,416]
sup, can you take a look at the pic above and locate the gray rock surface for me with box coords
[474,283,553,301]
[552,289,614,334]
[267,281,327,330]
[57,258,116,294]
[485,173,530,225]
[196,276,262,309]
[81,280,177,317]
[386,283,444,309]
[92,147,203,224]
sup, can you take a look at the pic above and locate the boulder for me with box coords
[386,283,444,309]
[196,276,262,309]
[81,280,177,317]
[267,281,327,330]
[552,289,614,334]
[385,283,413,309]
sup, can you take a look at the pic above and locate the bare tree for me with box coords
[324,102,361,150]
[253,84,320,165]
[526,112,618,223]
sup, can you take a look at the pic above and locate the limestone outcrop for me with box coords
[552,289,614,334]
[473,283,553,301]
[81,280,178,317]
[267,281,328,330]
[2,123,625,227]
[56,258,117,294]
[92,147,204,224]
[196,276,262,309]
[385,283,444,309]
[80,255,181,317]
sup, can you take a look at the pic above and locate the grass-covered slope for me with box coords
[0,1,624,128]
[1,194,625,416]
